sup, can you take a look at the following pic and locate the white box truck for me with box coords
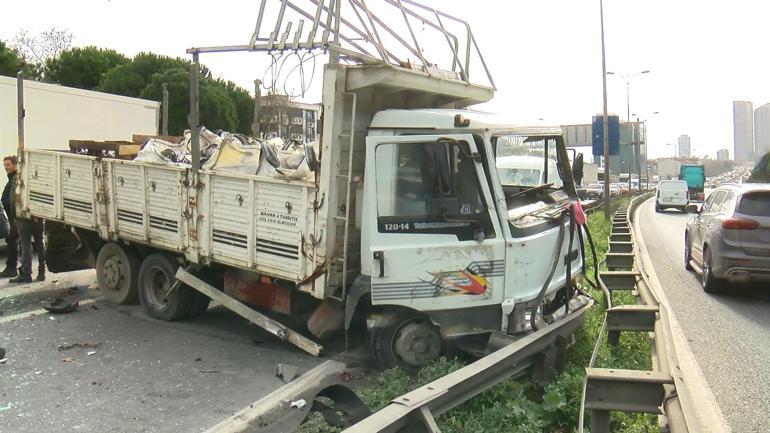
[15,1,592,368]
[0,75,159,190]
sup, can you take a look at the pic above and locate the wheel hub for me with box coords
[102,257,123,290]
[393,321,441,367]
[145,268,171,309]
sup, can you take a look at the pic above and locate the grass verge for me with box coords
[302,197,657,433]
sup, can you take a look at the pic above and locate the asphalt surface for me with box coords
[638,198,770,433]
[0,269,328,433]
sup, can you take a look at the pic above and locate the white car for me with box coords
[496,155,562,188]
[656,180,689,212]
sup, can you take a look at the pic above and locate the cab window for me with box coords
[375,140,494,240]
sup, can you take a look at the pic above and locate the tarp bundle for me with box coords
[134,127,318,181]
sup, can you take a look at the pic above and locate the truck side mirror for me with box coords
[572,153,584,185]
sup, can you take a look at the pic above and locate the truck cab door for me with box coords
[362,134,505,312]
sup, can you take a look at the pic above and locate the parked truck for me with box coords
[15,0,591,369]
[679,164,705,201]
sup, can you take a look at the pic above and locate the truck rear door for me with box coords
[363,134,505,311]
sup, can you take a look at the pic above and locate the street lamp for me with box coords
[599,0,611,219]
[606,70,650,122]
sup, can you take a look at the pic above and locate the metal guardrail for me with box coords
[343,297,593,432]
[577,193,699,433]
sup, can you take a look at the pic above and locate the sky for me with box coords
[4,0,770,159]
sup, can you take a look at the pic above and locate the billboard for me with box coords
[592,115,620,156]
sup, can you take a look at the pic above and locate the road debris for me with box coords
[42,298,80,314]
[87,351,97,356]
[275,363,299,382]
[199,369,219,374]
[58,342,101,351]
[62,357,74,363]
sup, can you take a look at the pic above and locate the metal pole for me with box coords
[252,79,262,138]
[17,72,25,154]
[161,82,169,136]
[189,53,201,170]
[600,0,610,219]
[626,80,631,122]
[639,119,650,191]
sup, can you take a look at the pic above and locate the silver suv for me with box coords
[684,183,770,292]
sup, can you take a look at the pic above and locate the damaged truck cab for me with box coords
[355,111,583,367]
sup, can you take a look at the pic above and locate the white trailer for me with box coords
[16,0,591,368]
[1,75,159,183]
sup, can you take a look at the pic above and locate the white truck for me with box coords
[15,0,590,368]
[0,75,159,189]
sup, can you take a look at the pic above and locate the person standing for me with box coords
[1,156,19,278]
[13,216,45,283]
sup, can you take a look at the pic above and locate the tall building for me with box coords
[733,101,754,161]
[754,103,770,157]
[717,148,730,161]
[677,134,691,158]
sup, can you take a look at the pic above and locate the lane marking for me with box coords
[636,198,731,433]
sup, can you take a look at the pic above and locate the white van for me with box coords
[496,155,562,188]
[656,180,689,212]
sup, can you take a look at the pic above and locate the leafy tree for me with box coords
[221,79,255,135]
[0,41,20,77]
[44,46,128,90]
[98,52,245,134]
[0,40,39,78]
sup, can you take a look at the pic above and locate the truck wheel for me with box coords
[138,253,195,321]
[370,310,442,370]
[187,269,221,317]
[96,242,140,305]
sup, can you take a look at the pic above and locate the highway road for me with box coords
[0,270,325,433]
[638,198,770,433]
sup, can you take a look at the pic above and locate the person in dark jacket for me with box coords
[1,155,19,278]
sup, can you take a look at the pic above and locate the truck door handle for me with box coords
[373,251,385,278]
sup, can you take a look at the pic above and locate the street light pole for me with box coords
[600,0,610,220]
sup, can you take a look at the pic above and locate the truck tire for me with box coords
[370,310,442,370]
[96,242,140,305]
[187,268,222,317]
[138,253,195,321]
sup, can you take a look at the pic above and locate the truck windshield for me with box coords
[493,135,562,187]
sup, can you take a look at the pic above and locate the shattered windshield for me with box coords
[498,168,541,186]
[494,135,562,187]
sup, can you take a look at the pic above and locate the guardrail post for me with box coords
[590,409,610,433]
